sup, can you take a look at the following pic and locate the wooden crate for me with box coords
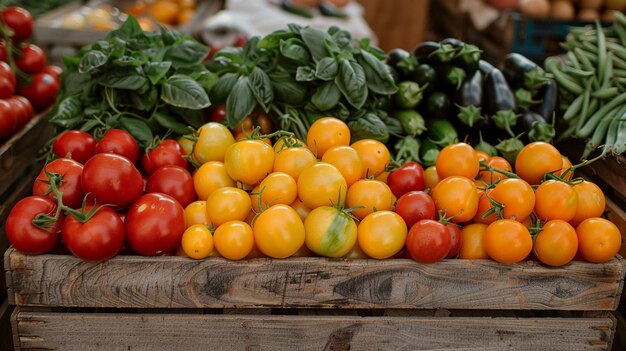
[5,249,626,350]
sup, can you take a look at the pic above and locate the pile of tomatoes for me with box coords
[5,115,622,266]
[0,6,61,140]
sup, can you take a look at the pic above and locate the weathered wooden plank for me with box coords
[11,310,615,351]
[5,249,625,310]
[0,299,14,351]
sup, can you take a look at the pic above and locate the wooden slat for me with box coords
[0,113,52,196]
[5,249,625,310]
[605,197,626,259]
[11,310,615,351]
[0,299,14,351]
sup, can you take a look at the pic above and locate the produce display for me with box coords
[2,16,624,270]
[0,6,61,139]
[492,0,625,21]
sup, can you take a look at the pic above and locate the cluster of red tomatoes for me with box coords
[0,7,62,139]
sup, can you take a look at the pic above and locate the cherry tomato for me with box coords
[346,179,395,220]
[305,206,357,257]
[146,165,196,208]
[184,200,211,228]
[321,145,363,186]
[534,180,578,222]
[224,139,274,185]
[445,223,463,259]
[33,158,84,209]
[177,134,194,155]
[475,151,489,162]
[423,166,440,190]
[436,143,479,179]
[206,105,226,123]
[484,219,532,263]
[41,65,63,80]
[273,146,317,182]
[253,204,305,258]
[576,217,621,263]
[555,156,574,181]
[15,44,45,74]
[95,129,140,164]
[0,61,16,87]
[7,95,32,130]
[52,130,96,164]
[274,136,305,153]
[431,176,479,223]
[81,153,144,208]
[193,122,235,163]
[5,196,63,254]
[297,162,347,209]
[62,205,125,261]
[181,224,214,259]
[1,7,33,42]
[17,72,60,112]
[307,117,350,158]
[406,219,451,263]
[0,76,14,99]
[490,178,535,222]
[214,220,254,260]
[0,99,15,138]
[206,187,251,227]
[126,193,186,256]
[473,189,497,224]
[142,139,187,175]
[570,181,605,226]
[358,211,407,259]
[515,142,562,185]
[394,190,436,228]
[255,172,297,210]
[459,223,488,259]
[533,220,578,267]
[0,41,7,61]
[387,162,425,198]
[351,139,390,178]
[290,197,311,222]
[192,161,236,200]
[478,156,512,183]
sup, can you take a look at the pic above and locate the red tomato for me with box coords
[146,165,196,207]
[394,190,435,228]
[0,76,14,99]
[0,61,16,87]
[142,139,187,175]
[445,223,463,259]
[17,73,59,112]
[81,153,144,208]
[405,219,451,263]
[207,105,226,123]
[41,65,63,83]
[125,193,186,256]
[1,7,33,42]
[5,196,63,254]
[15,44,45,73]
[7,95,32,129]
[387,162,425,197]
[33,158,84,209]
[0,99,15,138]
[95,128,140,164]
[62,205,125,261]
[0,41,6,61]
[52,130,96,164]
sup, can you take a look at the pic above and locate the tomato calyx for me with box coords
[542,153,603,185]
[527,215,543,239]
[436,210,456,225]
[30,167,67,232]
[479,190,508,221]
[479,160,519,180]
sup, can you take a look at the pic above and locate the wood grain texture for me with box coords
[11,309,616,351]
[5,249,625,310]
[0,113,52,197]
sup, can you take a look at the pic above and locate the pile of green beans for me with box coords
[546,13,626,160]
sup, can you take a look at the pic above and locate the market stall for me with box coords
[1,1,626,350]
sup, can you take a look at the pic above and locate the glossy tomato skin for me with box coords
[576,217,621,263]
[52,130,96,164]
[145,165,196,208]
[0,61,16,87]
[304,206,357,258]
[81,153,143,208]
[0,41,7,62]
[5,196,63,254]
[406,219,451,263]
[18,72,60,112]
[445,223,463,259]
[253,204,306,258]
[7,95,33,129]
[15,44,45,74]
[126,193,186,256]
[515,142,562,185]
[484,219,533,263]
[41,65,62,82]
[533,220,578,267]
[0,75,14,98]
[431,176,479,223]
[33,158,84,209]
[395,191,435,228]
[1,7,33,42]
[387,162,425,198]
[0,99,15,138]
[436,143,479,179]
[62,206,125,261]
[142,139,187,175]
[95,129,139,164]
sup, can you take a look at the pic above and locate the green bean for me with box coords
[563,94,585,121]
[602,52,614,88]
[562,66,594,77]
[575,81,593,131]
[606,42,626,62]
[545,59,584,95]
[583,116,612,159]
[574,48,596,70]
[597,21,607,85]
[566,51,581,69]
[613,23,626,46]
[614,11,626,32]
[592,87,620,99]
[577,93,626,138]
[602,117,620,156]
[613,119,626,155]
[613,70,626,78]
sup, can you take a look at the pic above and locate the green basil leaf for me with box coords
[335,60,367,109]
[144,61,172,85]
[332,29,352,50]
[79,119,101,132]
[120,117,154,148]
[113,55,146,67]
[300,27,331,63]
[357,51,398,95]
[270,72,308,106]
[161,74,211,109]
[78,50,108,74]
[107,16,143,41]
[311,81,341,111]
[296,66,316,82]
[47,95,83,129]
[280,38,311,64]
[248,67,273,112]
[131,86,158,111]
[226,76,257,128]
[315,57,338,81]
[192,70,219,92]
[364,45,386,61]
[62,71,90,95]
[348,113,389,143]
[98,68,148,90]
[258,30,296,50]
[169,106,204,129]
[164,39,210,68]
[209,73,238,105]
[288,23,303,34]
[154,111,191,134]
[213,47,244,63]
[160,25,179,46]
[323,36,341,55]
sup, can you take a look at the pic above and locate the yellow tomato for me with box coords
[224,139,274,184]
[213,220,254,260]
[346,179,395,220]
[297,162,347,209]
[306,117,350,158]
[193,122,235,164]
[256,172,298,210]
[206,187,251,227]
[181,224,213,259]
[321,145,363,186]
[184,200,211,228]
[272,146,317,182]
[304,206,357,257]
[253,204,305,258]
[351,139,390,179]
[193,161,236,200]
[357,211,407,259]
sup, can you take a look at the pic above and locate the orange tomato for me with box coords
[351,139,390,179]
[431,176,479,223]
[224,139,274,184]
[459,223,488,259]
[306,117,350,158]
[321,146,363,186]
[478,156,512,183]
[576,217,621,263]
[181,224,213,259]
[484,219,532,263]
[290,197,312,221]
[436,143,479,179]
[473,189,496,224]
[475,150,490,162]
[489,178,535,222]
[534,180,578,222]
[357,211,407,259]
[555,156,574,180]
[515,142,562,185]
[570,181,605,226]
[256,172,298,210]
[206,187,251,227]
[149,1,180,25]
[297,162,347,209]
[213,220,254,260]
[272,146,317,182]
[184,200,211,228]
[533,220,578,266]
[192,161,236,200]
[346,179,395,220]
